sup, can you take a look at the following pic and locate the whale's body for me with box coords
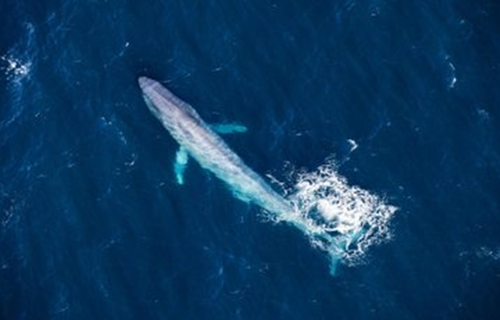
[138,76,293,215]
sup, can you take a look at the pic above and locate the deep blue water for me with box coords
[1,0,500,319]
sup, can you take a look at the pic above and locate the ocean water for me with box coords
[1,0,500,319]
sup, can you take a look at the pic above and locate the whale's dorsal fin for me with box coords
[174,146,189,185]
[211,123,247,134]
[174,123,247,185]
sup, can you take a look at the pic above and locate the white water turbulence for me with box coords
[139,77,397,275]
[279,162,397,274]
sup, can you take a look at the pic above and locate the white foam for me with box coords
[1,53,33,128]
[275,160,397,274]
[1,55,31,80]
[447,62,457,89]
[2,23,35,84]
[444,55,457,89]
[347,139,358,152]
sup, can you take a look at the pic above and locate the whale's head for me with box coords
[138,76,203,134]
[138,77,176,119]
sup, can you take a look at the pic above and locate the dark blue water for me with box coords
[1,0,500,319]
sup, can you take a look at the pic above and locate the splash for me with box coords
[273,161,397,274]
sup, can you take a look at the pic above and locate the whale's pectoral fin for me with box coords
[174,146,189,185]
[211,123,248,134]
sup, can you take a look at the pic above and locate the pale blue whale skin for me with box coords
[138,76,294,216]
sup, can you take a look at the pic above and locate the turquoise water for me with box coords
[1,0,500,319]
